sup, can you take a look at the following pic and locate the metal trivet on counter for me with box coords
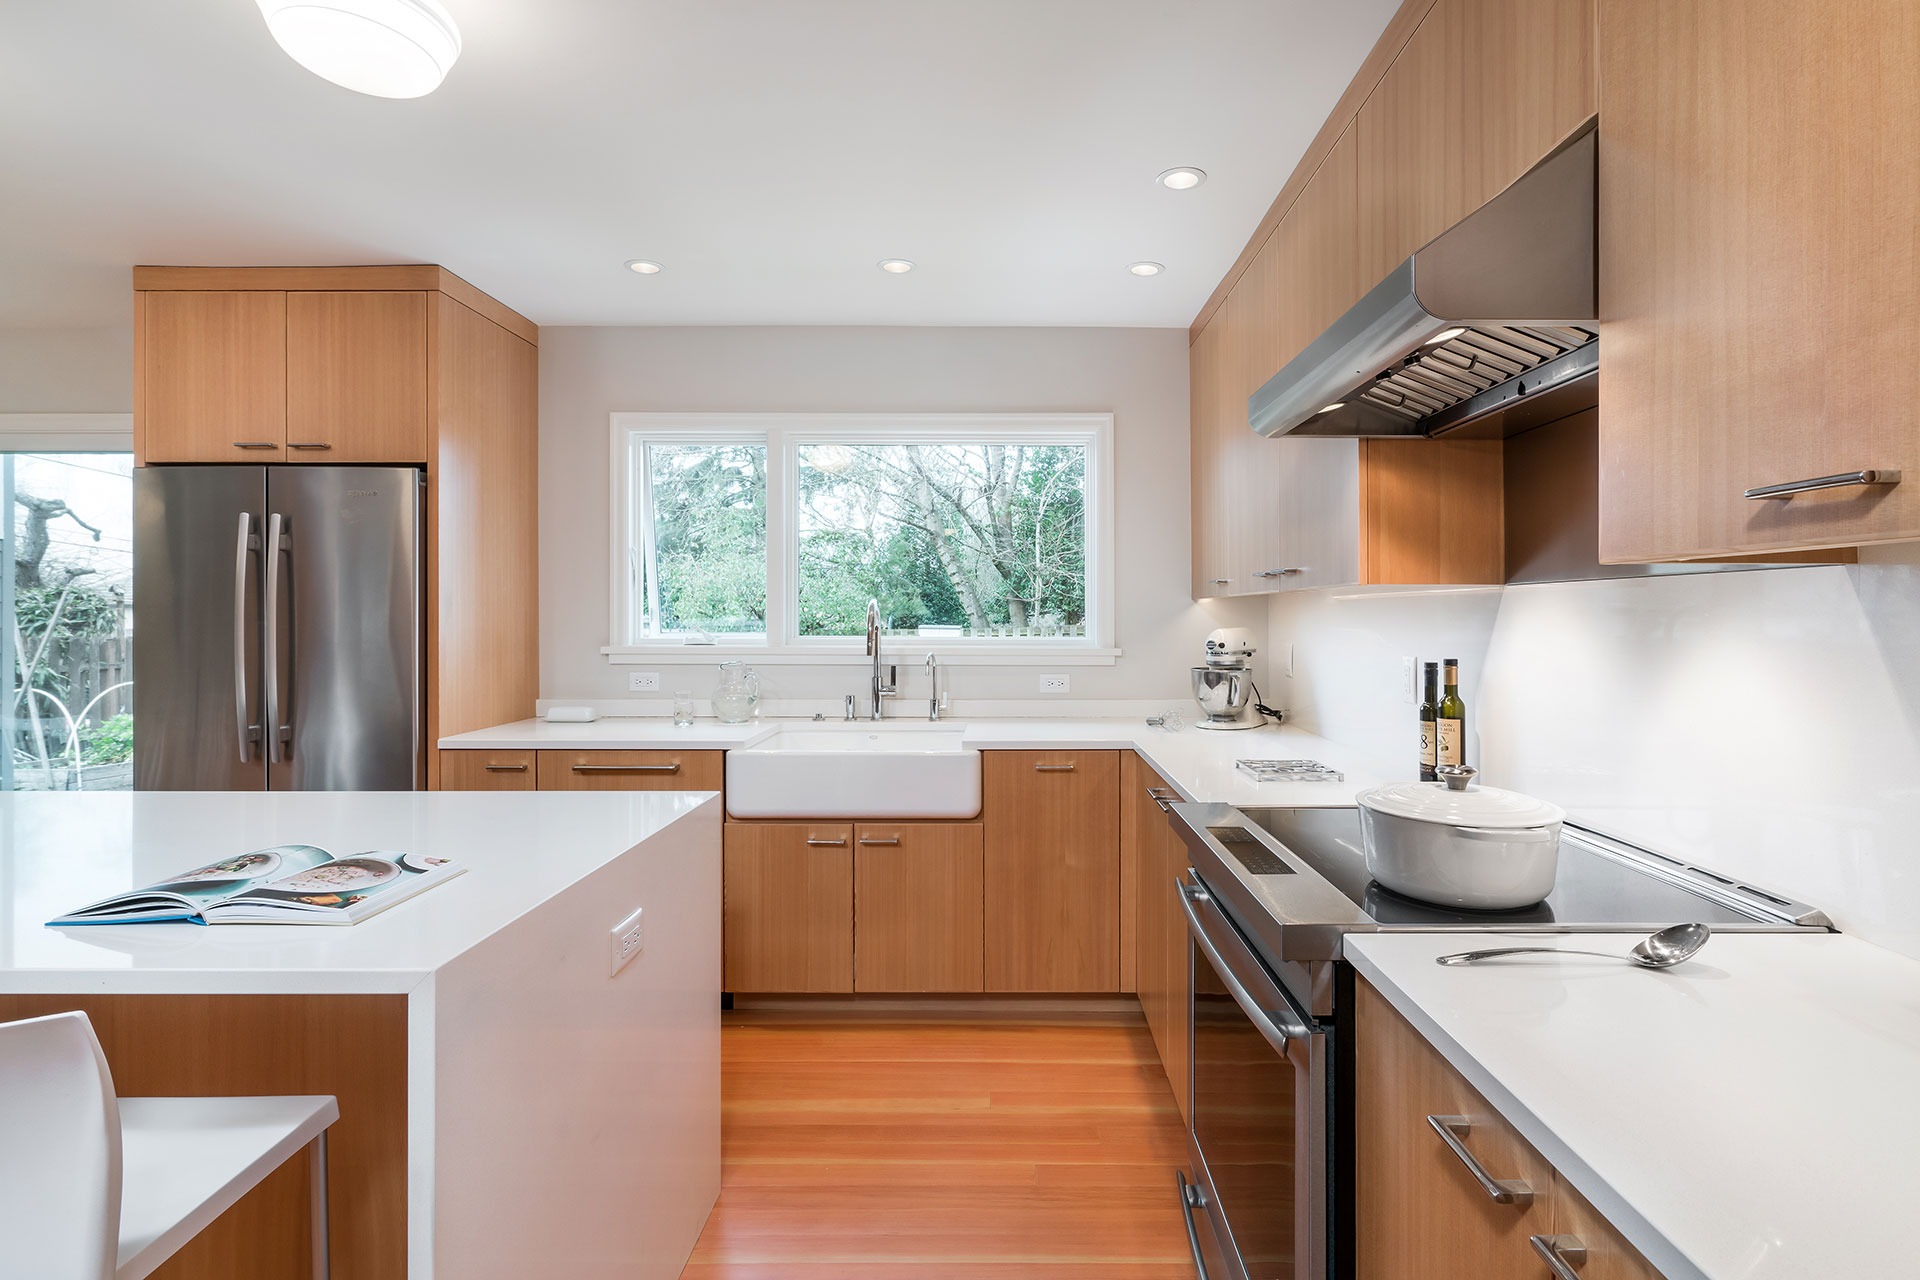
[1236,758,1344,783]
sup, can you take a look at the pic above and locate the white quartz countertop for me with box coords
[439,717,1380,808]
[2,791,718,995]
[1344,930,1920,1280]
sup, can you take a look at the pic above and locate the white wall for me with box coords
[0,326,132,412]
[1267,547,1920,960]
[539,326,1263,711]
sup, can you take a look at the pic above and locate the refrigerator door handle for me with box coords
[233,512,261,763]
[263,512,289,764]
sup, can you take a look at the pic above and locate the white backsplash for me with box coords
[1268,549,1920,961]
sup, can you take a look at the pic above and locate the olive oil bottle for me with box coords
[1418,662,1439,781]
[1436,658,1466,769]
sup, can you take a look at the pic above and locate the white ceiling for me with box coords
[0,1,1399,330]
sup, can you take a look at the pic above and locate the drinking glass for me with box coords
[672,692,696,727]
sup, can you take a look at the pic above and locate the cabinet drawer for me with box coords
[535,749,724,791]
[1549,1176,1667,1280]
[437,750,534,790]
[854,823,984,993]
[724,823,854,993]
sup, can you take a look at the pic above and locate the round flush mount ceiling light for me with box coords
[1157,167,1207,190]
[624,259,663,274]
[1128,261,1165,276]
[877,259,915,274]
[256,0,462,99]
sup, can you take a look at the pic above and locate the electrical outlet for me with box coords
[1285,643,1295,678]
[628,671,661,692]
[609,906,645,976]
[1039,673,1070,694]
[1402,656,1419,704]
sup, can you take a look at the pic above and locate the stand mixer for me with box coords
[1191,627,1265,731]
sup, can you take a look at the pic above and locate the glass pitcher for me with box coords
[712,661,760,723]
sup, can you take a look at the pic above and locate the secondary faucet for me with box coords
[865,599,896,720]
[926,652,941,722]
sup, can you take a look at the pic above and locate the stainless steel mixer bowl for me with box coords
[1191,665,1254,720]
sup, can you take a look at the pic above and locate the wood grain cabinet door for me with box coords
[285,291,428,463]
[983,750,1120,992]
[1548,1174,1668,1280]
[436,749,535,789]
[853,823,984,993]
[535,749,724,791]
[137,289,288,462]
[1356,978,1556,1279]
[1597,0,1920,560]
[1124,753,1192,1122]
[724,823,854,993]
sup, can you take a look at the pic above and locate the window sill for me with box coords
[601,645,1123,667]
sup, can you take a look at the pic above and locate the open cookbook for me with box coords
[48,845,464,927]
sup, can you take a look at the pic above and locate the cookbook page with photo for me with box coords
[203,851,463,924]
[47,845,335,924]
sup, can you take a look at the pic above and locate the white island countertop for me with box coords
[2,789,718,995]
[439,716,1383,808]
[1345,930,1920,1280]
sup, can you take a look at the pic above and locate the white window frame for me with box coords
[605,413,1118,665]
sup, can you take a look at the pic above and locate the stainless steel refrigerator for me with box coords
[133,466,425,790]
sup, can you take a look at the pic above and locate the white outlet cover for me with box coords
[1285,642,1295,678]
[1040,673,1070,693]
[1402,656,1418,703]
[628,671,661,692]
[609,905,644,976]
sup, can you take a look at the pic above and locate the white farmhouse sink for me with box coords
[725,726,981,819]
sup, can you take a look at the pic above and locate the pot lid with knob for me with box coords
[1357,765,1566,829]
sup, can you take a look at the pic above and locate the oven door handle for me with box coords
[1179,878,1315,1051]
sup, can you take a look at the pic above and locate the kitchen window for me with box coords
[608,414,1115,660]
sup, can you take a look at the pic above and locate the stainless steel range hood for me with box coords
[1249,119,1597,439]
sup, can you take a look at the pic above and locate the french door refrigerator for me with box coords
[133,466,425,790]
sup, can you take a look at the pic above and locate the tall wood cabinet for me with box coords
[1596,0,1920,561]
[133,265,539,787]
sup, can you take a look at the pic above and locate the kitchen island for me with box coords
[0,790,722,1280]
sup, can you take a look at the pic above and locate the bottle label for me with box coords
[1420,722,1436,767]
[1437,719,1464,766]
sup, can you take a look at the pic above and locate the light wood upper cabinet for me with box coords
[853,823,984,993]
[1356,0,1596,284]
[1597,0,1920,561]
[723,823,854,993]
[983,750,1120,992]
[1356,978,1557,1280]
[1124,753,1192,1123]
[1189,318,1233,597]
[136,290,288,462]
[285,291,428,463]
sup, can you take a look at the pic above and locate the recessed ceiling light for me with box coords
[256,0,462,99]
[625,260,662,275]
[1128,261,1165,277]
[878,259,915,274]
[1157,167,1207,191]
[1425,327,1467,345]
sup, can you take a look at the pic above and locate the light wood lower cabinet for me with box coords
[1124,753,1192,1123]
[436,749,534,790]
[853,823,984,993]
[1357,977,1666,1278]
[983,750,1121,993]
[723,823,854,993]
[535,749,724,791]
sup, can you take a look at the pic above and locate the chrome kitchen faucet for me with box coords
[865,599,897,720]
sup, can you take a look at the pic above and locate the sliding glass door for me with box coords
[3,451,135,790]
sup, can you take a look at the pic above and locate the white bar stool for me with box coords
[0,1010,339,1280]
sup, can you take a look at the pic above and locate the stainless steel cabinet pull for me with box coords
[1255,568,1303,577]
[1147,786,1178,812]
[1034,763,1076,772]
[1745,469,1901,499]
[857,836,901,846]
[570,763,679,773]
[1209,578,1230,585]
[1178,879,1314,1050]
[233,512,259,764]
[231,441,279,450]
[262,512,289,765]
[1529,1235,1588,1280]
[484,763,528,772]
[1175,1171,1213,1280]
[805,837,848,847]
[1426,1116,1534,1205]
[286,442,333,450]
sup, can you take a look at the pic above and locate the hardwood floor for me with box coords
[681,1006,1196,1278]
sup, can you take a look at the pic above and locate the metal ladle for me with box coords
[1434,923,1711,969]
